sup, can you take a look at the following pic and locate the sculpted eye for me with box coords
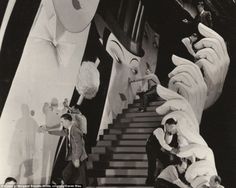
[113,53,122,64]
[110,39,125,64]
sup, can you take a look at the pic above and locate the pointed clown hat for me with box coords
[95,0,145,57]
[52,0,100,33]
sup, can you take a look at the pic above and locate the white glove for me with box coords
[168,55,207,123]
[177,144,216,167]
[194,23,230,109]
[156,85,199,133]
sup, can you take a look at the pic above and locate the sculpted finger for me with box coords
[198,23,227,55]
[169,65,203,85]
[161,111,183,125]
[169,73,192,87]
[196,48,219,66]
[156,85,184,101]
[194,38,222,59]
[168,81,190,101]
[171,54,194,66]
[156,98,189,115]
[182,37,197,57]
[195,59,215,85]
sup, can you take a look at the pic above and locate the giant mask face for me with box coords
[100,33,141,127]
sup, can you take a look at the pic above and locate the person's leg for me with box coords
[73,160,87,187]
[155,178,180,188]
[146,134,160,185]
[140,86,157,112]
[62,161,74,184]
[138,92,146,112]
[145,86,158,102]
[141,93,149,112]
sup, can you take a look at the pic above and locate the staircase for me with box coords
[87,98,165,188]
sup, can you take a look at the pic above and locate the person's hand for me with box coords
[63,98,69,108]
[194,23,230,109]
[73,159,80,168]
[170,147,179,155]
[128,77,134,84]
[156,85,199,133]
[38,125,48,133]
[168,55,207,123]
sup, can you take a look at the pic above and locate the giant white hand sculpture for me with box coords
[156,85,198,132]
[177,143,216,167]
[185,160,218,188]
[156,85,207,146]
[194,23,230,109]
[168,55,207,123]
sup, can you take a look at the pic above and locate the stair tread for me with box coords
[94,177,147,185]
[89,153,147,161]
[101,134,150,140]
[107,128,155,134]
[125,111,158,117]
[92,146,146,154]
[120,116,162,123]
[132,100,164,106]
[112,122,159,128]
[87,160,158,170]
[88,169,147,177]
[127,106,156,112]
[96,140,147,146]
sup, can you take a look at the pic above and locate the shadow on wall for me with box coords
[8,104,39,184]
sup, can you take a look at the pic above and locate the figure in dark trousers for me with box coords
[39,113,88,186]
[146,118,179,185]
[129,63,160,112]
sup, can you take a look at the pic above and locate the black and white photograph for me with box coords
[0,0,236,187]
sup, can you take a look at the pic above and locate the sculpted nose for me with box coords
[72,0,81,10]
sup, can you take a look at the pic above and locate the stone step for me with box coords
[92,177,147,185]
[101,134,150,141]
[131,100,164,107]
[120,116,162,123]
[125,111,158,118]
[122,134,150,140]
[87,161,148,169]
[96,140,147,147]
[127,106,157,112]
[88,153,147,161]
[88,169,147,177]
[105,128,155,134]
[113,122,159,128]
[92,146,146,154]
